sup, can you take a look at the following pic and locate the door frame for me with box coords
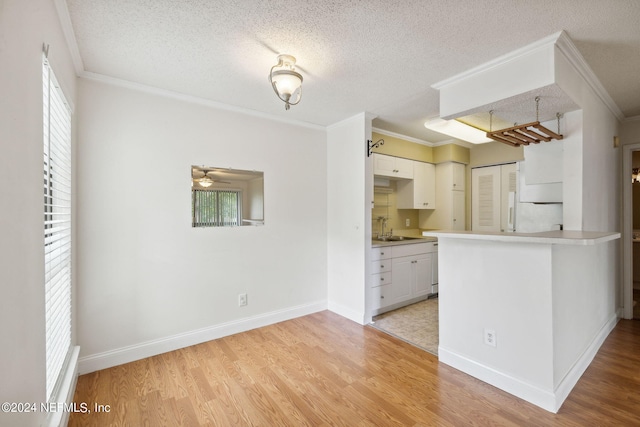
[622,143,640,319]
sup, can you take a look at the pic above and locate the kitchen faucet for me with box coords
[377,216,391,238]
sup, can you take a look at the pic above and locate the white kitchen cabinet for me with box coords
[373,153,413,179]
[390,256,414,304]
[371,284,392,311]
[392,243,434,302]
[421,162,465,230]
[451,190,465,230]
[451,162,466,191]
[370,242,438,315]
[396,161,436,209]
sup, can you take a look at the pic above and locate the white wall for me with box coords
[621,118,640,145]
[326,113,371,324]
[0,1,77,426]
[554,46,620,233]
[76,78,328,371]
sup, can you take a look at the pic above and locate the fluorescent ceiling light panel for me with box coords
[424,118,493,144]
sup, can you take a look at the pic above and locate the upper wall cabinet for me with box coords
[437,162,466,192]
[397,161,436,209]
[451,162,466,191]
[373,153,413,179]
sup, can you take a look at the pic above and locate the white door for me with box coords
[472,165,501,232]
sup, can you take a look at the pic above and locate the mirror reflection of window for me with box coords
[191,166,264,227]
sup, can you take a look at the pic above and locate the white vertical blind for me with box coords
[192,189,241,227]
[43,55,72,401]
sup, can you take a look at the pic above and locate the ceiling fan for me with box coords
[192,168,231,188]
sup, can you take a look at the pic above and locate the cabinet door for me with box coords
[373,154,396,177]
[413,254,433,297]
[373,154,414,179]
[452,190,465,230]
[452,163,466,191]
[394,157,414,179]
[391,256,413,304]
[419,162,436,208]
[398,162,435,209]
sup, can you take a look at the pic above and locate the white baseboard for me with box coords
[552,312,619,410]
[438,312,619,413]
[78,300,327,375]
[438,346,558,412]
[327,301,366,325]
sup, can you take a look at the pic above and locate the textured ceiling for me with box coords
[65,0,640,143]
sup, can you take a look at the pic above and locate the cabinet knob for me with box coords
[380,277,384,281]
[381,295,385,299]
[381,265,384,268]
[381,252,385,256]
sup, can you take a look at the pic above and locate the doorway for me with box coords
[622,144,640,319]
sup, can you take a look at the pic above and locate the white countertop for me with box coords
[422,230,620,246]
[371,236,437,248]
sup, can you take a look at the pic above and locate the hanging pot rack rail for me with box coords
[487,121,563,147]
[486,97,563,147]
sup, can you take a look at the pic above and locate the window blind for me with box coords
[192,189,241,227]
[43,56,72,401]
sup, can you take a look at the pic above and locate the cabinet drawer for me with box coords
[392,243,430,257]
[371,259,391,274]
[371,247,392,261]
[391,241,438,257]
[371,284,392,310]
[371,271,392,288]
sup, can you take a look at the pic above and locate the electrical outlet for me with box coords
[238,293,247,307]
[484,329,497,347]
[405,218,410,227]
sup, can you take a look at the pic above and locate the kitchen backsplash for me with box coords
[372,182,419,236]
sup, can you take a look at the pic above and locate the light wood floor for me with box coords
[70,312,640,426]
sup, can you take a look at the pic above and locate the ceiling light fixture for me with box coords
[424,118,493,144]
[198,176,213,188]
[269,54,303,110]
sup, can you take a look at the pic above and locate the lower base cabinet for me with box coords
[371,242,438,316]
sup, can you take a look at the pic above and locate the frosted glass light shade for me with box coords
[424,118,493,144]
[270,54,303,110]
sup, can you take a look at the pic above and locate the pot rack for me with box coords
[486,97,563,147]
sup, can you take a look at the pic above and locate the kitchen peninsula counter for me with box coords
[423,228,620,413]
[422,230,620,245]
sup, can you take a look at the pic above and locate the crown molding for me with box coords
[554,31,624,122]
[53,0,84,75]
[371,127,434,146]
[623,115,640,122]
[79,71,326,131]
[371,127,475,149]
[432,138,475,149]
